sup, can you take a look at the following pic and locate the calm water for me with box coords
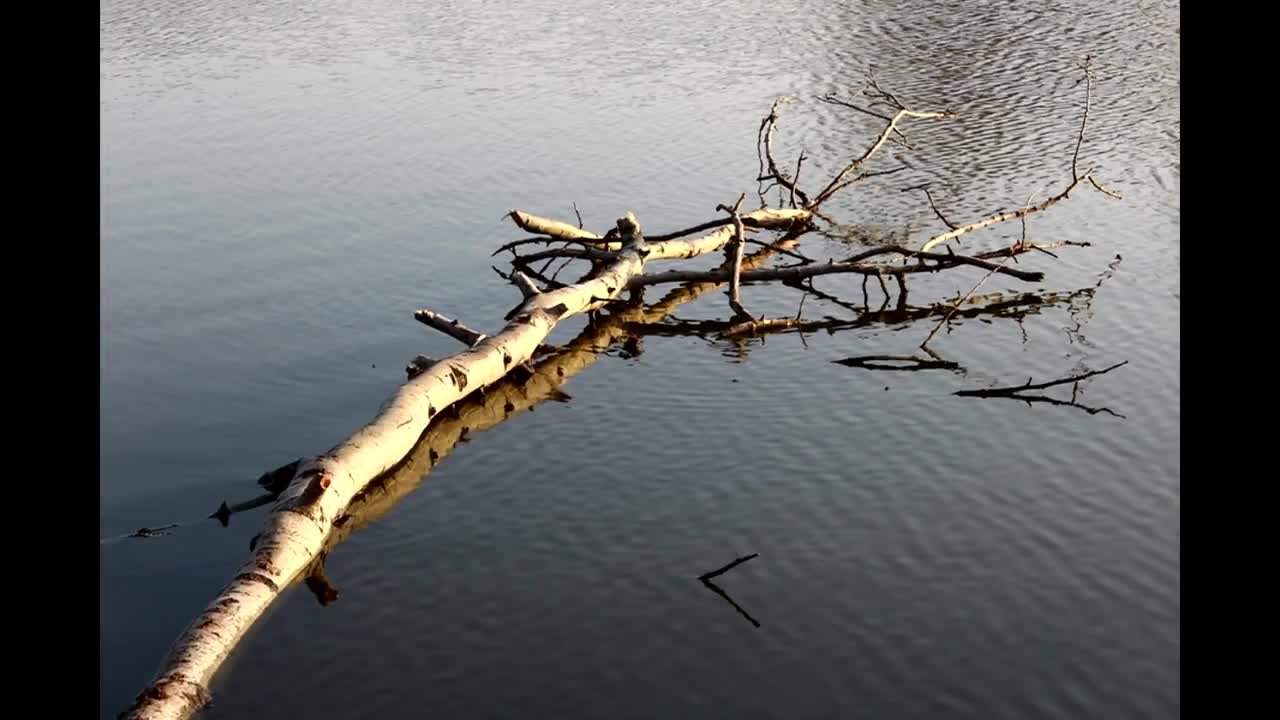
[101,1,1179,718]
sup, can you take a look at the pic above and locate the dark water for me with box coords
[101,1,1179,718]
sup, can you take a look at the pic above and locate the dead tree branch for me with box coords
[510,270,543,298]
[809,85,957,208]
[698,553,761,628]
[757,97,810,207]
[123,64,1120,720]
[717,193,754,321]
[920,60,1119,254]
[903,184,959,230]
[954,361,1129,417]
[629,243,1052,292]
[414,309,487,346]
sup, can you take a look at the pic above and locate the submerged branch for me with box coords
[698,553,761,628]
[954,361,1129,417]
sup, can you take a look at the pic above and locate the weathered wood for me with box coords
[510,270,543,298]
[627,247,1046,291]
[121,69,1118,719]
[506,210,606,243]
[322,238,801,567]
[413,309,486,346]
[119,210,808,720]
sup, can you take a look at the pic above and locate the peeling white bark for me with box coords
[119,207,810,720]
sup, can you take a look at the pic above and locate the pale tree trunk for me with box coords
[120,72,1119,718]
[311,234,802,579]
[119,208,810,720]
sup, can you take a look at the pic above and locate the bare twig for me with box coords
[699,553,759,581]
[809,89,957,208]
[717,193,754,322]
[903,184,958,230]
[745,238,814,264]
[954,361,1129,417]
[513,246,614,266]
[701,577,761,628]
[921,256,1011,348]
[919,179,1083,253]
[921,188,1042,348]
[629,243,1049,293]
[920,57,1120,254]
[790,150,806,208]
[549,252,579,284]
[492,235,614,258]
[698,553,760,628]
[1088,175,1122,199]
[510,270,543,299]
[413,309,488,347]
[958,361,1127,396]
[757,98,810,206]
[1072,56,1095,182]
[816,92,911,146]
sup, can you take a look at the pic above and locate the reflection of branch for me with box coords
[921,188,1043,349]
[954,361,1128,417]
[833,354,961,372]
[634,288,1094,342]
[698,554,761,628]
[301,240,804,593]
[902,184,958,230]
[303,554,340,606]
[103,246,807,546]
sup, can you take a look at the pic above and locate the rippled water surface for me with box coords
[101,1,1179,718]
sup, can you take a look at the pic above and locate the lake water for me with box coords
[101,1,1179,718]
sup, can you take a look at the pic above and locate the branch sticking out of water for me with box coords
[699,553,761,628]
[919,58,1120,254]
[954,361,1129,417]
[757,97,810,207]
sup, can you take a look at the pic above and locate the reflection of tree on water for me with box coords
[1061,253,1125,407]
[1065,252,1123,352]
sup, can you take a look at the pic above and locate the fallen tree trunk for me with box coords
[305,237,804,599]
[120,65,1118,719]
[118,210,813,720]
